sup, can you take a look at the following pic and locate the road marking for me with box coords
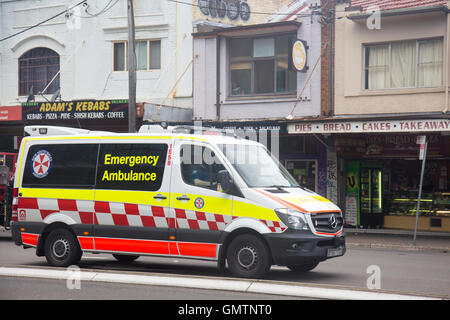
[0,266,442,300]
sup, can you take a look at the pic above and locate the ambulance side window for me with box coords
[22,144,98,188]
[96,143,168,191]
[180,144,226,191]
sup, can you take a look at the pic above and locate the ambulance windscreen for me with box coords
[219,144,299,188]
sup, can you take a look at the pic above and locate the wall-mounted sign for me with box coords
[198,0,250,21]
[0,106,22,121]
[335,133,442,158]
[290,39,308,72]
[22,100,128,121]
[288,119,450,134]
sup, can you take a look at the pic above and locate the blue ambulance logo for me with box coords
[194,197,205,209]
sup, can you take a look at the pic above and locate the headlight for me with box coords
[275,208,309,230]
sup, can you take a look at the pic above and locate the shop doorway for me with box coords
[360,164,384,228]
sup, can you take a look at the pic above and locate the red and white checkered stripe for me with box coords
[17,197,286,233]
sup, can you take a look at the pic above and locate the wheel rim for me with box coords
[52,238,70,260]
[237,245,258,270]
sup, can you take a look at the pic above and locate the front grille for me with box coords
[311,212,343,233]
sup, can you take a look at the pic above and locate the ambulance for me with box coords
[11,125,345,278]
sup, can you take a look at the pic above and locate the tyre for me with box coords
[44,228,82,267]
[287,261,319,273]
[112,254,139,262]
[226,234,271,278]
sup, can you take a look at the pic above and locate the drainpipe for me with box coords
[216,35,221,120]
[329,8,335,116]
[446,7,449,113]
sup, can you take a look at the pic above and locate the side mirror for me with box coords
[217,170,234,194]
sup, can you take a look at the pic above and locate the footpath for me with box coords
[345,227,450,253]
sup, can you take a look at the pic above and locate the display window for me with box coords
[387,159,449,217]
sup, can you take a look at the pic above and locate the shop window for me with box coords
[113,40,161,72]
[229,34,297,96]
[18,47,60,96]
[280,135,317,155]
[364,38,443,90]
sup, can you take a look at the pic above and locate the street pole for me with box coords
[413,139,428,245]
[127,0,136,133]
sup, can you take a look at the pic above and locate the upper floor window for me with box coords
[364,38,443,90]
[19,47,60,96]
[113,40,161,72]
[229,34,297,96]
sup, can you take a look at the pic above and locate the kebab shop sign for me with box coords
[288,119,450,134]
[22,100,128,121]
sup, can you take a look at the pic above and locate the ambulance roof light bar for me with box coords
[171,125,240,139]
[24,126,109,136]
[138,123,241,139]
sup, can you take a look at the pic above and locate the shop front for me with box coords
[337,133,450,232]
[0,105,23,153]
[288,117,450,233]
[0,99,135,165]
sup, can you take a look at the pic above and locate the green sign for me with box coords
[345,161,360,226]
[346,161,360,194]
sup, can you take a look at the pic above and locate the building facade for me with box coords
[192,0,337,198]
[289,0,450,232]
[0,0,194,149]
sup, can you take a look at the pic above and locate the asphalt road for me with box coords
[1,230,449,299]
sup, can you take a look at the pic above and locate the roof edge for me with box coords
[192,20,301,38]
[347,4,449,20]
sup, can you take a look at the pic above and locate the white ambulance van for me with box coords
[11,125,345,278]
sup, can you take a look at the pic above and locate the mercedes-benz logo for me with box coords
[329,215,337,229]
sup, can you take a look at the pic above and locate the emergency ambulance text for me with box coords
[104,154,159,167]
[100,153,160,182]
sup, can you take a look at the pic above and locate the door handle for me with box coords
[176,195,191,202]
[153,194,167,200]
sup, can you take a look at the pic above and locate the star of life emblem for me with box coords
[31,150,53,178]
[194,197,205,209]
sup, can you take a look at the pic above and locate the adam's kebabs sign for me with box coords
[22,100,128,121]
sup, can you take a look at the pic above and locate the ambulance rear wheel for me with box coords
[44,228,82,267]
[226,234,271,279]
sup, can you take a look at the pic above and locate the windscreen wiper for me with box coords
[267,185,290,190]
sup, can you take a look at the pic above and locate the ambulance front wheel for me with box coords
[226,234,271,279]
[44,228,82,267]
